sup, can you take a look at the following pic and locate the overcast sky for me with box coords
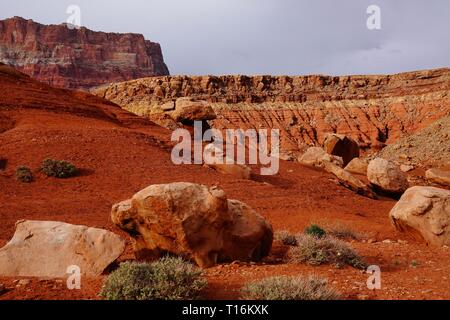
[1,0,449,76]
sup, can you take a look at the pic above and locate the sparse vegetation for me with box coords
[241,275,341,300]
[275,230,298,246]
[288,234,367,269]
[304,224,327,239]
[41,158,77,178]
[326,223,361,240]
[100,256,207,300]
[15,166,33,183]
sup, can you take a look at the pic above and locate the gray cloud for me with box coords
[1,0,449,76]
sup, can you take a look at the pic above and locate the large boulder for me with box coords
[390,186,450,246]
[111,182,273,268]
[0,220,125,277]
[344,157,368,175]
[323,133,360,166]
[298,147,343,168]
[426,168,450,187]
[204,144,252,179]
[367,158,409,194]
[322,161,376,199]
[170,97,216,122]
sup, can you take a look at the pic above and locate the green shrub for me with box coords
[100,256,207,300]
[275,230,298,246]
[15,166,33,183]
[241,275,340,300]
[288,235,367,269]
[41,158,77,178]
[304,224,327,239]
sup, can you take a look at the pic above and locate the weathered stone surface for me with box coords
[207,163,252,180]
[0,220,125,277]
[322,161,376,199]
[170,97,216,122]
[0,17,169,90]
[390,186,450,246]
[111,182,273,268]
[400,164,414,172]
[367,158,409,194]
[426,168,450,187]
[344,157,368,175]
[323,133,359,166]
[298,147,343,168]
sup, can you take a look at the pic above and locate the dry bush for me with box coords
[41,158,77,178]
[100,256,207,300]
[15,166,33,183]
[274,230,298,246]
[288,234,366,269]
[241,275,341,300]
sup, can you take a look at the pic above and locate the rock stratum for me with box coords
[94,69,450,155]
[0,17,169,90]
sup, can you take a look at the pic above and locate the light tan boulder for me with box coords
[400,164,414,173]
[148,113,180,130]
[170,97,216,122]
[323,161,376,199]
[367,158,409,194]
[0,220,125,277]
[390,186,450,246]
[111,182,273,268]
[323,133,360,166]
[344,158,368,175]
[160,101,175,111]
[426,168,450,187]
[208,163,251,179]
[298,147,343,168]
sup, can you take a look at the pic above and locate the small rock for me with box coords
[368,238,376,244]
[357,294,370,300]
[0,283,6,295]
[17,279,31,286]
[400,165,414,172]
[382,239,392,244]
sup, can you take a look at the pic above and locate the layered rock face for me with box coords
[94,69,450,153]
[0,17,169,90]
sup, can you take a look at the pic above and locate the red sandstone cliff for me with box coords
[0,17,169,90]
[94,69,450,154]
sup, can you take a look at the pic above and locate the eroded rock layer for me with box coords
[94,69,450,153]
[0,17,169,90]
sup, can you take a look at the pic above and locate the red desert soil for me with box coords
[0,64,449,300]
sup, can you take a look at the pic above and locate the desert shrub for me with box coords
[304,224,327,239]
[15,166,33,183]
[41,158,77,178]
[241,275,340,300]
[288,235,367,269]
[275,230,298,246]
[100,256,207,300]
[327,225,360,240]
